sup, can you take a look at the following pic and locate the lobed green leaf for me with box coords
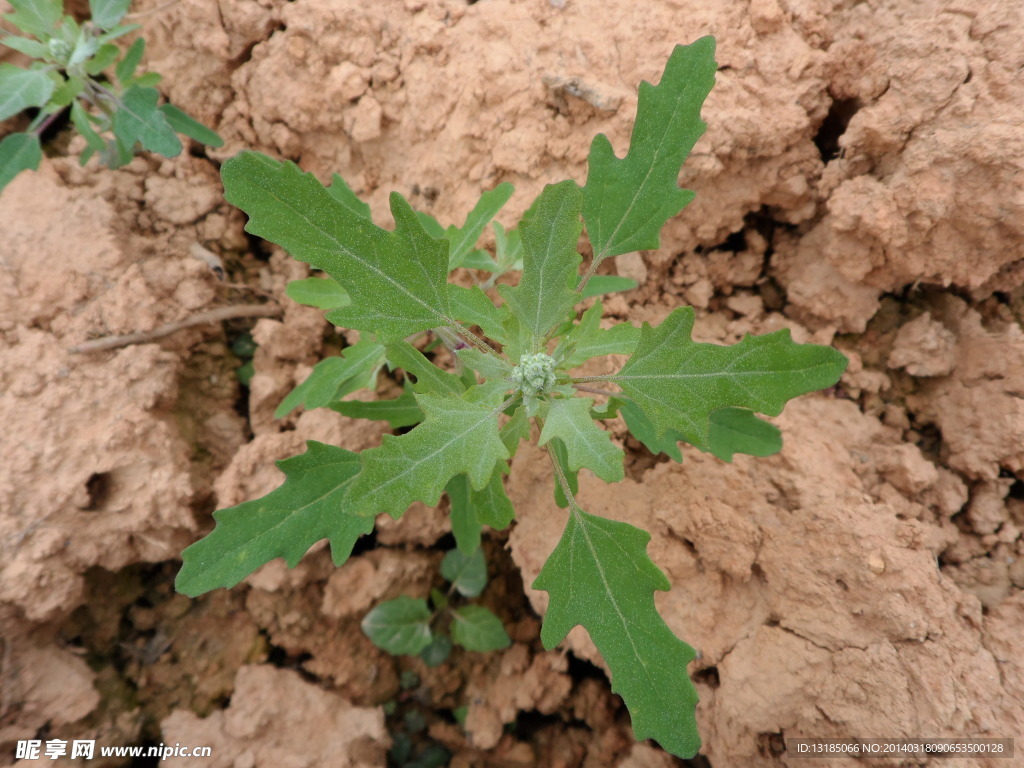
[538,398,624,483]
[349,393,509,519]
[582,37,716,263]
[534,508,700,758]
[498,181,583,350]
[611,307,848,450]
[112,84,181,157]
[222,151,458,342]
[175,442,371,596]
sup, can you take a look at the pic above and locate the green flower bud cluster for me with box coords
[48,38,73,66]
[511,352,557,397]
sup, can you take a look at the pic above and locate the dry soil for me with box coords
[1,1,1022,767]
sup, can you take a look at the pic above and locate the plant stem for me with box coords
[435,326,464,353]
[31,106,68,136]
[81,80,118,123]
[493,393,520,418]
[573,384,614,397]
[89,80,121,105]
[454,323,499,356]
[576,252,608,295]
[546,442,584,516]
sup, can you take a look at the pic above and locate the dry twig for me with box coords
[69,304,281,354]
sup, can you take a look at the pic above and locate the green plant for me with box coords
[175,37,847,758]
[0,0,222,192]
[363,546,510,666]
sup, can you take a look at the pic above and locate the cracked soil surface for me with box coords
[2,0,1022,766]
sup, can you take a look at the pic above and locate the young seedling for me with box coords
[175,37,847,758]
[0,0,222,192]
[362,546,511,667]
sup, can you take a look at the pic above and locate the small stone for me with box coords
[345,96,383,142]
[867,551,886,574]
[726,293,764,318]
[888,312,958,377]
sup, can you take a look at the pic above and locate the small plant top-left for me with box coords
[0,0,223,193]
